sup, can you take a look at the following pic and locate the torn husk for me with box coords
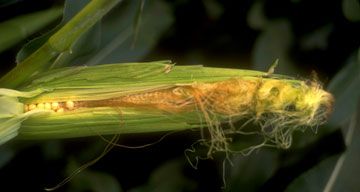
[0,61,333,153]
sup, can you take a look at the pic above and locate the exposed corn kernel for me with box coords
[29,104,36,111]
[37,103,44,109]
[56,108,64,113]
[24,105,29,112]
[65,101,74,110]
[44,103,51,110]
[51,102,59,110]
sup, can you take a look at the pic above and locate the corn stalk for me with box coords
[0,0,123,89]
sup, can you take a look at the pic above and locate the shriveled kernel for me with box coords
[44,103,51,110]
[29,104,36,111]
[51,102,59,110]
[37,103,44,109]
[65,101,74,110]
[56,108,64,113]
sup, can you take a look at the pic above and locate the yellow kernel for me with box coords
[65,101,74,110]
[51,102,59,110]
[24,105,29,112]
[44,103,51,110]
[29,104,36,111]
[37,103,44,109]
[56,108,64,113]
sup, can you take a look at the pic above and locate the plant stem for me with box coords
[0,0,123,89]
[0,7,63,53]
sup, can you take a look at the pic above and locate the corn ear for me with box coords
[1,61,333,151]
[16,60,267,139]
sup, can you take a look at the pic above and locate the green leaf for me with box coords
[328,112,360,192]
[0,0,123,89]
[0,146,15,168]
[66,160,123,192]
[85,0,174,65]
[45,0,102,68]
[342,0,360,22]
[227,150,278,192]
[0,6,62,53]
[300,24,333,51]
[285,154,341,192]
[130,159,196,192]
[327,48,360,128]
[247,0,267,30]
[252,19,300,76]
[15,0,91,64]
[16,0,173,69]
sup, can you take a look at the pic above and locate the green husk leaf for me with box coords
[0,88,50,144]
[19,60,284,103]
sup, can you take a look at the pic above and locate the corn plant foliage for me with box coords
[252,19,300,76]
[15,0,93,65]
[0,6,62,53]
[327,50,360,127]
[16,0,173,68]
[129,159,197,192]
[66,160,123,192]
